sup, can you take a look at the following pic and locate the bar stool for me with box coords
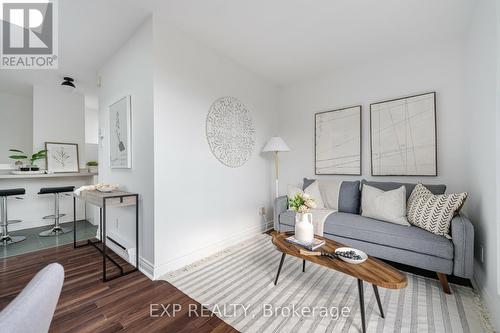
[38,186,75,237]
[0,188,26,246]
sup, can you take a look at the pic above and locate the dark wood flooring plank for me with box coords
[0,242,238,333]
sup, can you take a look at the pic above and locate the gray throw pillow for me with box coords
[303,178,361,214]
[361,180,446,201]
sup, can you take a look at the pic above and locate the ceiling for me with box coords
[0,0,151,96]
[155,0,476,85]
[0,0,476,95]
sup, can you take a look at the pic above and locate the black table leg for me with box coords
[372,284,384,318]
[302,259,305,272]
[274,253,286,285]
[102,200,107,282]
[358,279,366,333]
[135,194,139,270]
[73,196,76,248]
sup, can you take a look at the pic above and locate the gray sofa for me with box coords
[274,179,474,294]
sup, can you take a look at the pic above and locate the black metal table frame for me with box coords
[73,193,139,282]
[274,253,384,333]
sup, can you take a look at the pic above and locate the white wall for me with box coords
[84,96,99,164]
[0,92,33,164]
[276,42,466,193]
[463,0,500,330]
[152,17,277,277]
[33,85,86,168]
[98,17,155,274]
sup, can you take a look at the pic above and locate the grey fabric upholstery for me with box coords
[451,215,474,278]
[303,178,361,214]
[361,180,446,201]
[279,210,296,228]
[323,212,454,259]
[329,235,453,274]
[0,263,64,333]
[274,196,288,232]
[338,181,361,214]
[274,181,475,279]
[279,211,453,260]
[302,178,315,190]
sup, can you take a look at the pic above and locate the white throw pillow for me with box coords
[304,181,325,209]
[317,180,342,210]
[287,182,325,209]
[287,185,303,199]
[361,185,409,225]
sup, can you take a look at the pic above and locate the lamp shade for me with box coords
[262,137,290,152]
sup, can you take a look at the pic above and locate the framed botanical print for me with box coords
[315,105,362,175]
[109,96,132,169]
[370,92,437,176]
[45,142,80,173]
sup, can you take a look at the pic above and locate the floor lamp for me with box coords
[263,137,291,198]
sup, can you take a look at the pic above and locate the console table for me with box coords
[73,190,139,282]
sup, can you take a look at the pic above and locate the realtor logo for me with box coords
[1,0,58,69]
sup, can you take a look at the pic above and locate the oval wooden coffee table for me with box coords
[272,233,407,333]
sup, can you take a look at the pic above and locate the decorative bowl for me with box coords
[335,247,368,264]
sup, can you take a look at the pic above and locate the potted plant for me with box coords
[86,160,98,173]
[8,149,47,171]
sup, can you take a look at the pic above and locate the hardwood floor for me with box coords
[0,242,239,333]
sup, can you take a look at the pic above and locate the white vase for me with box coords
[295,212,314,242]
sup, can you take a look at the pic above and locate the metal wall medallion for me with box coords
[206,96,256,168]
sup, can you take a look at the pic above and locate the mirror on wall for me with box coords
[0,91,33,166]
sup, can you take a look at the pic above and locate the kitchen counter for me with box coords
[0,172,97,179]
[0,171,98,231]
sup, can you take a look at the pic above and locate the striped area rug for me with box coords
[162,234,492,333]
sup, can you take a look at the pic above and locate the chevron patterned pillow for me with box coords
[407,184,468,238]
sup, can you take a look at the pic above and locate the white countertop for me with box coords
[0,172,98,179]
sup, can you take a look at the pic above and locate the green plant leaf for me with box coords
[9,149,24,153]
[9,155,28,160]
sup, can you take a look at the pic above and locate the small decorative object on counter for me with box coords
[8,148,47,171]
[73,184,119,196]
[288,192,316,242]
[86,160,98,173]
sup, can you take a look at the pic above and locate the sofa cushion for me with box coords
[324,212,453,260]
[279,210,297,227]
[303,178,360,214]
[407,184,468,238]
[361,185,409,225]
[361,180,446,201]
[338,181,361,214]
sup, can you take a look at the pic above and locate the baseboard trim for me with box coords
[471,261,499,332]
[152,222,270,279]
[101,239,155,280]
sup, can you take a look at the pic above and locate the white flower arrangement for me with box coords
[288,192,316,213]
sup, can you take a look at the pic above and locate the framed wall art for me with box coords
[370,92,437,176]
[109,95,132,169]
[45,142,80,173]
[315,105,362,175]
[206,96,255,168]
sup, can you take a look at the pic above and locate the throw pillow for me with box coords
[407,184,468,237]
[304,178,360,214]
[287,185,304,199]
[287,183,325,209]
[361,185,409,225]
[304,181,325,209]
[317,179,342,210]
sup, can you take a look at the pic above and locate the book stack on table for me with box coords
[285,235,325,251]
